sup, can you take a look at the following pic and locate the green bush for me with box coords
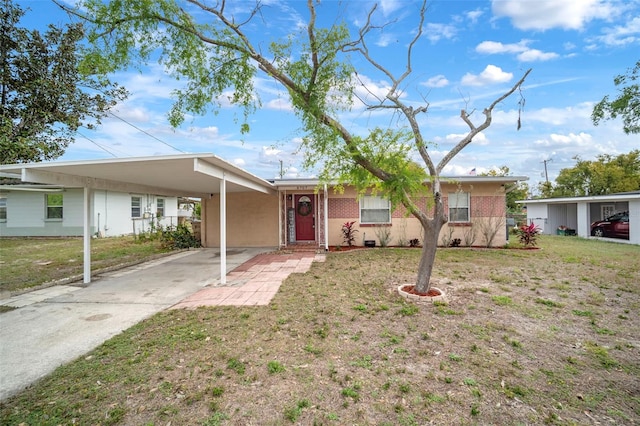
[160,223,201,249]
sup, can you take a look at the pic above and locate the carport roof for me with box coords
[0,153,275,198]
[517,191,640,205]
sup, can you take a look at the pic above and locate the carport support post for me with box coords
[324,184,329,251]
[83,186,92,284]
[220,173,227,285]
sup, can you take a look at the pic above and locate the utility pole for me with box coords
[541,158,552,183]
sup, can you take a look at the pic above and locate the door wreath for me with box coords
[297,196,312,216]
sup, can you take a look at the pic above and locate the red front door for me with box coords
[295,194,315,241]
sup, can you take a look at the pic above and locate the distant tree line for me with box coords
[537,150,640,198]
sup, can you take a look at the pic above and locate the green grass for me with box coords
[1,235,639,425]
[267,360,286,374]
[0,237,172,292]
[491,295,513,306]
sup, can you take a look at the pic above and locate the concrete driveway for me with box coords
[0,248,270,401]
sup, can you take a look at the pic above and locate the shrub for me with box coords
[375,226,391,247]
[516,223,541,247]
[341,221,358,246]
[160,223,201,249]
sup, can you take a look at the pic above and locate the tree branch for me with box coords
[436,68,532,174]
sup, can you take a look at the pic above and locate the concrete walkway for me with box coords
[0,248,323,401]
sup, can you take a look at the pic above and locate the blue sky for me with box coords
[18,0,640,191]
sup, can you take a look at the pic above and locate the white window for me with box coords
[448,192,470,222]
[156,198,165,217]
[131,196,142,218]
[601,205,615,220]
[45,193,63,219]
[0,196,6,221]
[360,195,391,224]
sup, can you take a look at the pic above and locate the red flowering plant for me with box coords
[516,222,541,247]
[341,221,358,247]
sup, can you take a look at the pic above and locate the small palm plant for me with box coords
[517,222,541,247]
[341,221,358,247]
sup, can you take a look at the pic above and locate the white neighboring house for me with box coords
[517,191,640,245]
[0,184,179,237]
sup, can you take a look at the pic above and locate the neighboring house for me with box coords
[202,177,525,249]
[0,184,178,237]
[517,191,640,245]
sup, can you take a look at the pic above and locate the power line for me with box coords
[76,131,118,157]
[107,111,185,153]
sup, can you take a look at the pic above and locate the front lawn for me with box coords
[0,236,172,293]
[1,236,639,425]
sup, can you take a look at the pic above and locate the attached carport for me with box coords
[0,154,276,284]
[517,191,640,245]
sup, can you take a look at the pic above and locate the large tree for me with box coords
[0,0,127,164]
[62,0,530,294]
[592,60,640,134]
[543,150,640,197]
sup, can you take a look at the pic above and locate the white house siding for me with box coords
[525,204,548,234]
[0,189,178,238]
[0,189,86,236]
[548,203,578,234]
[629,199,640,245]
[94,192,179,237]
[94,191,134,236]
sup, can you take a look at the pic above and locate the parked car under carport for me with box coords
[590,211,629,239]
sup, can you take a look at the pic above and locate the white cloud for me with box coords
[118,67,180,100]
[595,16,640,46]
[233,158,246,166]
[461,65,513,86]
[353,73,394,105]
[517,49,559,62]
[491,0,615,31]
[466,9,484,24]
[476,40,530,54]
[524,102,594,126]
[110,105,151,123]
[379,0,402,16]
[265,97,294,112]
[261,146,282,158]
[476,40,558,62]
[425,23,458,42]
[375,32,397,47]
[444,132,489,146]
[422,75,449,88]
[548,132,593,146]
[189,126,219,139]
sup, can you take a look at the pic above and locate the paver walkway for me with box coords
[171,251,325,308]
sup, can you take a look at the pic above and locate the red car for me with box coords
[590,211,629,239]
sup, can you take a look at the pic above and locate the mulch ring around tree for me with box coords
[397,283,448,304]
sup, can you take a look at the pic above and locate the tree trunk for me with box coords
[414,217,445,294]
[413,179,447,294]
